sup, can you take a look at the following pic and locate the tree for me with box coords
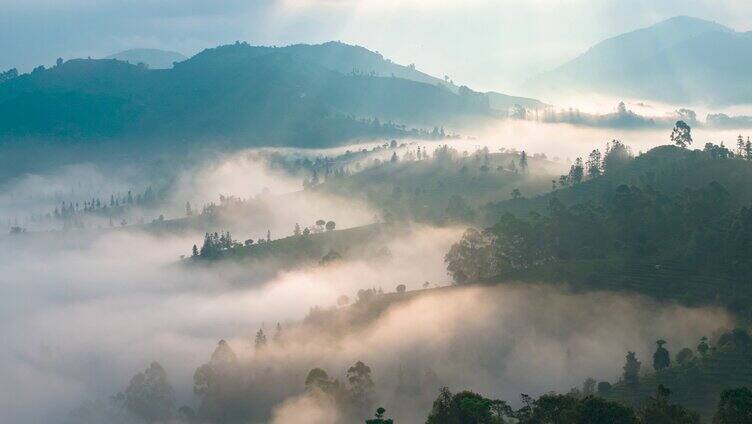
[254,329,267,350]
[714,387,752,424]
[568,157,584,184]
[586,149,602,179]
[582,377,596,396]
[326,221,336,231]
[0,68,18,83]
[653,339,671,371]
[391,152,398,163]
[519,151,528,173]
[294,223,301,236]
[124,362,175,422]
[698,336,710,358]
[603,140,633,173]
[193,340,243,422]
[623,351,641,388]
[671,120,693,148]
[365,407,394,424]
[737,135,745,157]
[675,348,694,366]
[395,284,406,293]
[266,229,271,242]
[192,244,199,257]
[444,228,493,284]
[511,188,522,199]
[639,385,700,424]
[426,387,512,424]
[576,396,637,424]
[56,57,64,67]
[305,368,333,392]
[347,361,375,414]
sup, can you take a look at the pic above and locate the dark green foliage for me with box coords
[457,146,752,318]
[601,329,752,420]
[426,387,513,424]
[444,228,493,284]
[516,393,637,424]
[123,362,175,422]
[623,352,641,389]
[654,340,671,371]
[575,396,637,424]
[714,387,752,424]
[366,407,394,424]
[638,385,700,424]
[445,194,476,222]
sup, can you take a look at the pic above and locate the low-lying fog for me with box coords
[0,119,744,423]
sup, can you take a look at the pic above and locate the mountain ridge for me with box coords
[528,16,750,104]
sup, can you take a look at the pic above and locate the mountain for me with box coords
[485,91,547,111]
[104,48,187,69]
[529,16,752,105]
[0,42,495,148]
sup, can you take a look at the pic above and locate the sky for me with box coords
[1,0,751,93]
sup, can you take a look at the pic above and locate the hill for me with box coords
[529,16,752,105]
[0,42,493,148]
[104,48,187,69]
[456,144,752,320]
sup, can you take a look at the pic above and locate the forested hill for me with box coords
[0,42,494,147]
[485,144,752,220]
[447,143,752,320]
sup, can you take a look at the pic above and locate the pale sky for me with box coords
[1,0,750,93]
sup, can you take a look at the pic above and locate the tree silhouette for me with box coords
[671,120,693,148]
[653,339,671,371]
[623,351,641,388]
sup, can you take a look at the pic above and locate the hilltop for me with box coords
[104,48,187,69]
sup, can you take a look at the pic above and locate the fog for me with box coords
[0,139,738,423]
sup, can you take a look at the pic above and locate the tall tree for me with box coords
[124,362,175,422]
[670,120,693,148]
[586,149,602,179]
[653,339,671,371]
[623,351,641,388]
[519,151,528,174]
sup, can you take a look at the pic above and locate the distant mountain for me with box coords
[105,48,187,69]
[0,42,495,148]
[529,16,752,105]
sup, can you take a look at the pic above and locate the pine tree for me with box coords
[254,329,267,350]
